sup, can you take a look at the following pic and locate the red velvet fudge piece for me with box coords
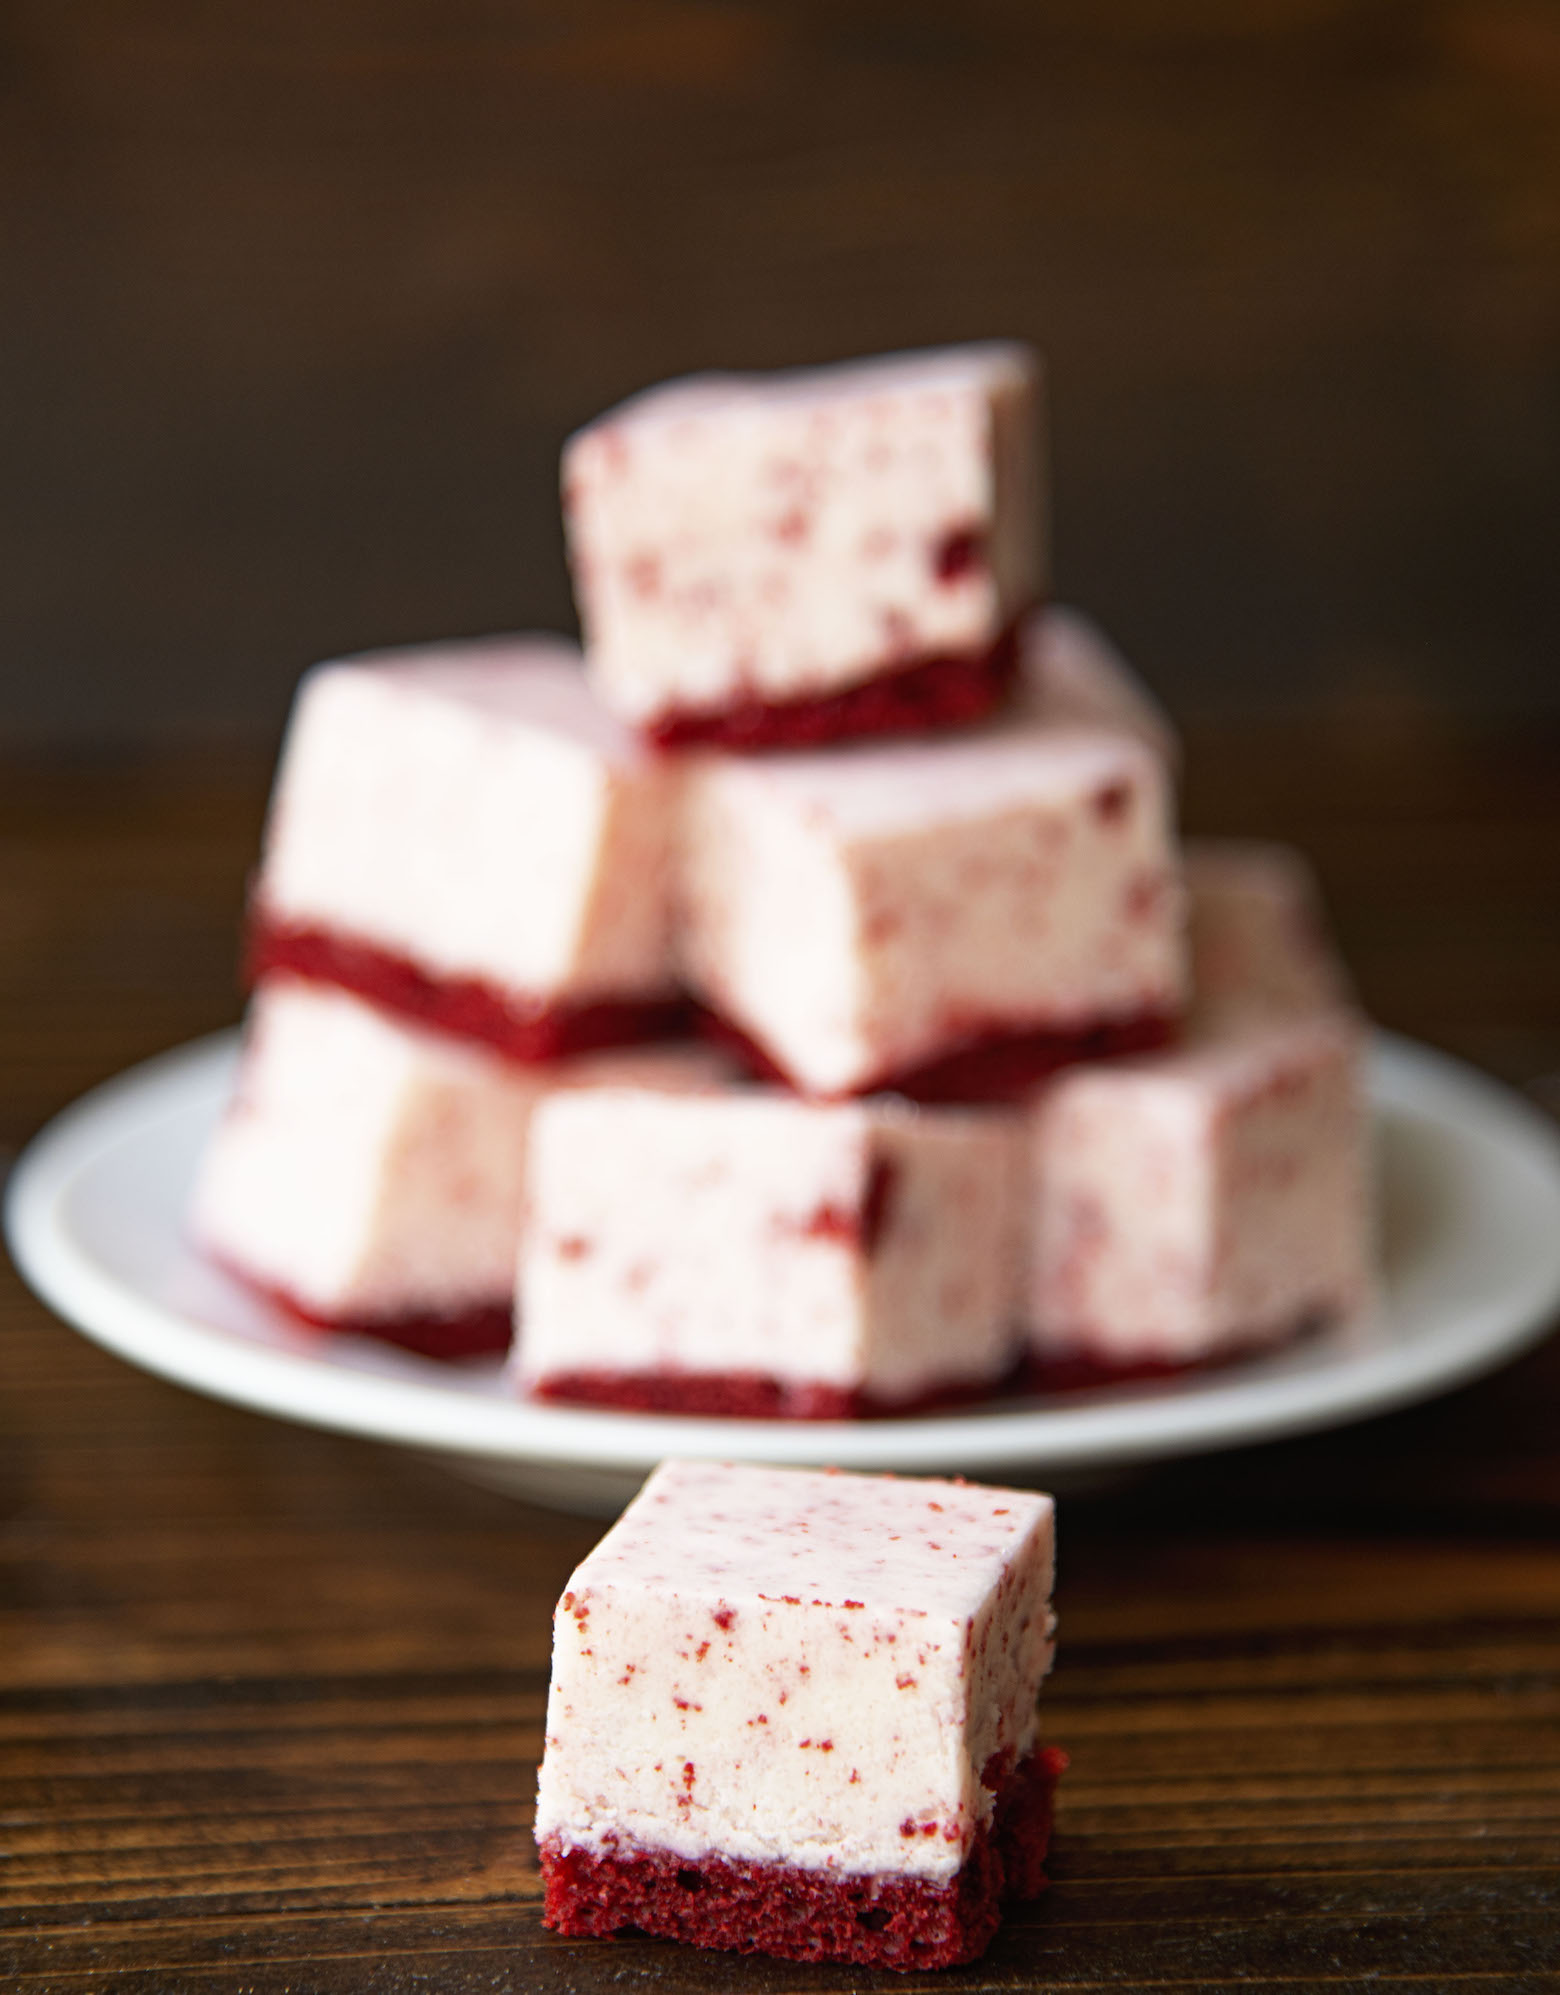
[513,1085,1024,1415]
[1027,1011,1373,1370]
[536,1460,1061,1969]
[1014,604,1180,769]
[677,725,1185,1098]
[1185,837,1353,1032]
[563,344,1043,747]
[247,634,679,1062]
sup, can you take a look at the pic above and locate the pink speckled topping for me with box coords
[580,1460,1052,1619]
[289,632,646,758]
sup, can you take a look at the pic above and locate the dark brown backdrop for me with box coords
[1,0,1557,748]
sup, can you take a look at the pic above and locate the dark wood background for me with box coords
[2,0,1558,747]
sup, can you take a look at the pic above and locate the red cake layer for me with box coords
[540,1744,1065,1970]
[699,1005,1178,1104]
[645,618,1024,753]
[527,1361,1025,1421]
[533,1324,1324,1419]
[245,915,691,1065]
[219,1259,513,1361]
[1024,1309,1328,1396]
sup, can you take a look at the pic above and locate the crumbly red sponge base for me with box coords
[540,1746,1066,1971]
[699,1004,1178,1104]
[527,1362,1023,1421]
[244,917,691,1065]
[645,618,1023,753]
[218,1260,513,1361]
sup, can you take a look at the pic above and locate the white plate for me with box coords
[7,1030,1560,1515]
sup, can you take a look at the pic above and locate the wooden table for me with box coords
[5,725,1560,1991]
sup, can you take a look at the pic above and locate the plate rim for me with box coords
[7,1027,1560,1477]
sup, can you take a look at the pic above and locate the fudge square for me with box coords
[190,979,726,1359]
[563,343,1043,748]
[678,726,1186,1099]
[1027,1012,1372,1371]
[1016,604,1180,769]
[536,1459,1063,1970]
[1185,837,1352,1031]
[514,1087,1024,1417]
[246,634,681,1063]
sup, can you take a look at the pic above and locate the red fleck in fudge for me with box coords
[1027,1012,1373,1370]
[246,635,682,1062]
[677,726,1186,1099]
[563,344,1042,748]
[536,1459,1062,1969]
[1186,838,1352,1031]
[1015,604,1180,768]
[514,1086,1025,1417]
[191,979,726,1358]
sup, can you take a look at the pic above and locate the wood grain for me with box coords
[3,731,1560,1989]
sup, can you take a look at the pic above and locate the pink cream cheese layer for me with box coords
[535,1459,1056,1882]
[514,1086,1025,1411]
[1027,1011,1373,1367]
[563,344,1043,740]
[678,725,1186,1098]
[248,635,677,1045]
[190,979,726,1336]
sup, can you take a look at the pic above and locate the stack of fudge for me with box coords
[192,342,1373,1409]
